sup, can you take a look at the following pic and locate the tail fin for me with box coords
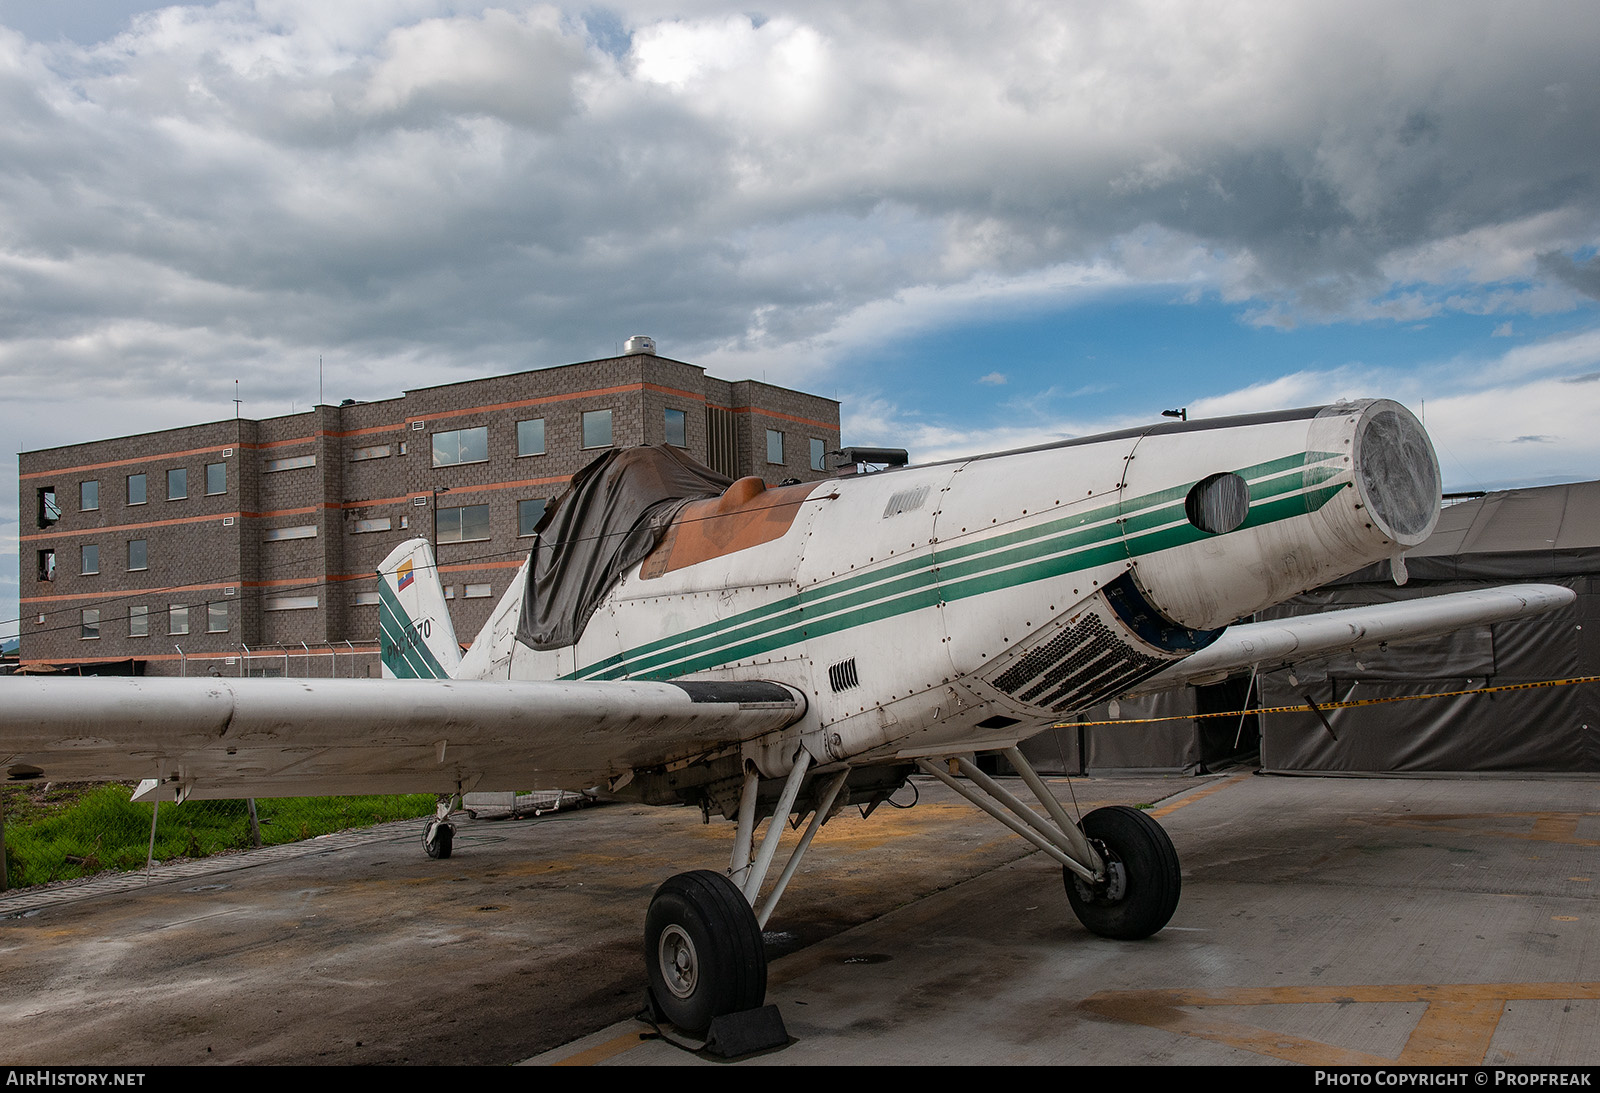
[376,538,463,679]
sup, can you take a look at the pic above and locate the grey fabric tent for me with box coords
[1253,481,1600,773]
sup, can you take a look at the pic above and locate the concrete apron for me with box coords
[535,773,1600,1067]
[2,773,1595,1066]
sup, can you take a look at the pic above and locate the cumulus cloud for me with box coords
[3,1,1600,628]
[0,1,1594,407]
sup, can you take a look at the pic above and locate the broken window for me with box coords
[37,486,59,528]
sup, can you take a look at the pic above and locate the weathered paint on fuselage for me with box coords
[467,400,1437,778]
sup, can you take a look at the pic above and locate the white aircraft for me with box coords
[2,399,1573,1039]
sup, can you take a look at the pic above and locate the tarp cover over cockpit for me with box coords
[516,445,732,650]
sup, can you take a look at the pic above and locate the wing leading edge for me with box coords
[0,677,805,802]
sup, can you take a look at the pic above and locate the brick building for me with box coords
[18,344,841,676]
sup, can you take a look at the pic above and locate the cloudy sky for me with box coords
[3,1,1599,639]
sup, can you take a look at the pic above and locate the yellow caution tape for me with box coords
[1054,674,1600,729]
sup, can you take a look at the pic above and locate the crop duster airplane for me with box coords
[1,399,1574,1037]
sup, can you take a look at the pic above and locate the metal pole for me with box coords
[145,799,160,874]
[1,788,9,892]
[246,798,261,848]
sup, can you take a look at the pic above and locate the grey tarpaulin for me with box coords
[1254,482,1600,773]
[516,445,732,651]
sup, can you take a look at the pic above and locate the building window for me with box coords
[127,474,146,505]
[464,583,492,599]
[432,427,488,467]
[811,438,826,472]
[437,504,490,543]
[264,454,316,472]
[37,486,59,527]
[37,549,55,582]
[208,602,229,633]
[206,462,226,495]
[263,525,318,541]
[81,480,99,510]
[169,605,190,635]
[168,467,187,500]
[129,605,149,638]
[128,539,147,571]
[353,517,393,533]
[443,585,455,600]
[664,408,687,448]
[350,591,380,606]
[518,499,547,537]
[81,544,99,575]
[517,418,546,457]
[351,445,391,461]
[582,409,613,449]
[766,429,784,465]
[81,609,99,640]
[263,595,318,611]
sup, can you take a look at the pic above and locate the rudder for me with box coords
[376,538,463,679]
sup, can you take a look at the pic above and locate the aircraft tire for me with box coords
[423,820,453,859]
[1063,805,1180,940]
[645,870,766,1032]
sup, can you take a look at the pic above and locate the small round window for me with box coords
[1185,472,1249,535]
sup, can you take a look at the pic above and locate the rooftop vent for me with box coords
[623,335,656,356]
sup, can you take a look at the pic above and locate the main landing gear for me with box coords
[640,744,1182,1049]
[643,749,849,1052]
[914,746,1181,941]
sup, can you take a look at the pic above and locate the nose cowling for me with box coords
[1121,399,1441,632]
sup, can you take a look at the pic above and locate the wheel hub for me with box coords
[658,924,699,999]
[1072,841,1128,904]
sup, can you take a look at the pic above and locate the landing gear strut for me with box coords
[915,747,1181,940]
[643,750,847,1050]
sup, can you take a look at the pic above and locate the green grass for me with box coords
[2,783,435,888]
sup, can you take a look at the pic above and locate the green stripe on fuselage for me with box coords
[378,579,450,679]
[569,452,1345,681]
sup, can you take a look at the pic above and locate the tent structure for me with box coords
[1021,481,1600,774]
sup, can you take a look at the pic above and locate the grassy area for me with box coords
[2,782,435,888]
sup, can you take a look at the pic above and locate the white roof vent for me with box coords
[623,335,656,355]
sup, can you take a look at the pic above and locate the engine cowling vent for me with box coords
[828,658,860,693]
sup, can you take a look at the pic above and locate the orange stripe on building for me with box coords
[22,443,241,479]
[712,404,839,432]
[21,512,245,542]
[21,581,241,604]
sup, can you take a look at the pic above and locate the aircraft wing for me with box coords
[1131,583,1575,693]
[0,677,804,802]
